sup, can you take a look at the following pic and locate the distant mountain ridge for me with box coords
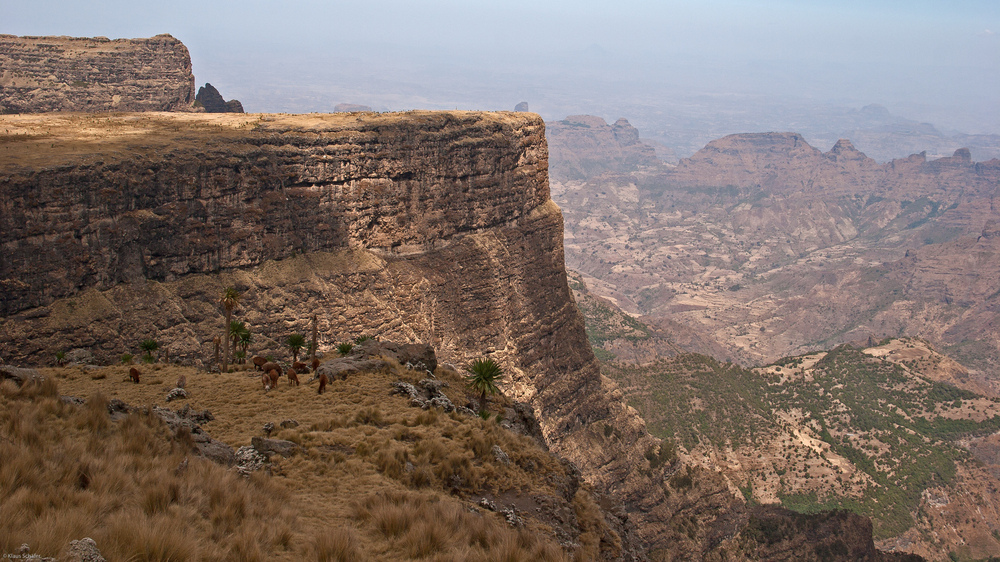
[550,117,1000,377]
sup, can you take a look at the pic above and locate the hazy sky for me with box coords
[6,0,1000,135]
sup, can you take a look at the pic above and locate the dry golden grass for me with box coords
[0,110,537,172]
[0,376,295,561]
[3,360,611,560]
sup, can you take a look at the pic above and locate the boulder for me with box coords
[391,377,466,415]
[317,357,390,380]
[350,340,437,373]
[251,436,300,458]
[65,348,95,365]
[66,538,105,562]
[0,365,41,386]
[234,445,269,477]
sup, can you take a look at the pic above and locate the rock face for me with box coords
[195,83,244,113]
[546,115,661,180]
[0,110,675,551]
[0,34,195,113]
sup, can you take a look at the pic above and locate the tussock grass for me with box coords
[0,377,296,560]
[312,527,365,562]
[353,490,568,561]
[27,359,615,560]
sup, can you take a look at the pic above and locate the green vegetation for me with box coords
[578,297,650,348]
[220,287,240,372]
[602,344,1000,539]
[139,339,159,364]
[466,358,503,415]
[337,342,354,356]
[285,333,306,363]
[228,321,250,365]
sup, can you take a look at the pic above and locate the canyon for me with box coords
[550,116,1000,379]
[0,33,968,559]
[0,108,924,560]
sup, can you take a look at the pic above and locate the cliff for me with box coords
[0,110,686,554]
[0,34,194,113]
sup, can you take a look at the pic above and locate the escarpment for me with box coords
[0,110,695,554]
[0,34,195,113]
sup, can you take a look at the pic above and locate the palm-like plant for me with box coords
[238,329,252,362]
[139,339,159,363]
[227,321,252,364]
[229,321,250,364]
[466,357,503,415]
[220,287,240,371]
[337,341,354,356]
[286,333,306,363]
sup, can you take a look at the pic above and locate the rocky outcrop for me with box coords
[547,115,661,180]
[195,83,244,113]
[0,34,194,113]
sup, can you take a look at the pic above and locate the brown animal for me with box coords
[292,361,307,373]
[318,372,328,394]
[311,357,320,372]
[176,374,186,389]
[261,371,271,390]
[252,356,268,371]
[268,369,280,389]
[261,361,280,376]
[286,367,300,386]
[129,367,140,384]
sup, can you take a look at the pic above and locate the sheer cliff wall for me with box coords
[0,34,195,113]
[0,111,704,553]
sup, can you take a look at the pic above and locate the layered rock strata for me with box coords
[0,34,194,113]
[0,110,683,553]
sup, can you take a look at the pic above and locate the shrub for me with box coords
[337,342,354,356]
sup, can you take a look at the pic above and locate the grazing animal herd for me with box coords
[253,356,322,393]
[124,356,326,394]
